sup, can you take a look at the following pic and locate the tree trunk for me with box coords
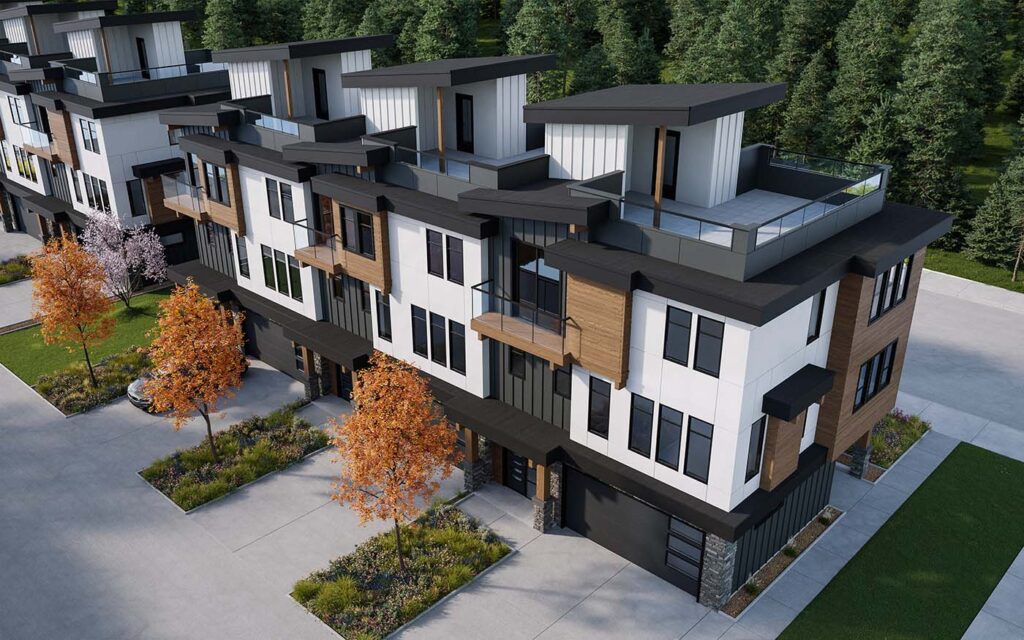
[200,403,219,463]
[82,341,97,387]
[393,518,408,575]
[1013,231,1024,282]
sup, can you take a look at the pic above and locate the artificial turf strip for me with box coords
[780,444,1024,640]
[0,290,170,385]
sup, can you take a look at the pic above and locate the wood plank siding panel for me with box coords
[760,411,805,491]
[143,176,180,226]
[815,248,925,459]
[197,162,245,235]
[565,273,631,388]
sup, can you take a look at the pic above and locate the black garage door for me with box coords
[242,309,306,382]
[564,466,704,596]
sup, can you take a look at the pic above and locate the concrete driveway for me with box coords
[0,361,340,640]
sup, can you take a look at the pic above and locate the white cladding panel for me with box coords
[416,86,436,151]
[495,74,526,159]
[546,123,629,181]
[360,87,418,136]
[149,21,187,67]
[3,18,26,44]
[229,61,272,101]
[707,112,743,207]
[374,212,488,398]
[29,14,67,55]
[440,80,497,158]
[338,50,372,117]
[65,30,97,60]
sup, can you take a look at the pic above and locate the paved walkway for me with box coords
[0,230,41,261]
[962,549,1024,639]
[0,278,34,329]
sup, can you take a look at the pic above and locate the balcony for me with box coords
[18,123,53,159]
[61,61,229,103]
[394,146,471,181]
[161,172,207,221]
[470,280,577,367]
[292,219,343,275]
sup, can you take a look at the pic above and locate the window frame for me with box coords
[744,416,767,482]
[587,377,611,438]
[359,281,371,313]
[854,340,899,411]
[807,289,826,344]
[411,305,428,357]
[683,417,714,484]
[655,405,684,470]
[287,255,302,301]
[628,394,656,457]
[553,365,572,398]
[293,343,305,372]
[273,249,290,296]
[261,245,276,290]
[236,236,250,278]
[448,320,466,374]
[375,291,392,341]
[446,236,464,285]
[266,178,281,219]
[508,347,526,379]
[426,229,444,278]
[663,306,692,366]
[429,312,447,366]
[79,118,100,154]
[694,317,724,378]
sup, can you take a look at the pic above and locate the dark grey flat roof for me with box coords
[132,157,185,180]
[341,55,556,88]
[762,365,834,422]
[281,140,391,167]
[545,202,951,326]
[159,102,241,128]
[33,88,230,119]
[53,11,197,33]
[523,83,788,126]
[458,180,609,227]
[179,134,315,183]
[0,1,116,19]
[212,35,395,63]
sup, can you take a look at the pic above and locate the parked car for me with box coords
[128,351,250,412]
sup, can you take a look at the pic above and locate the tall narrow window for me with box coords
[745,417,767,482]
[664,306,692,365]
[358,211,374,258]
[79,118,100,153]
[266,178,280,218]
[448,320,465,374]
[287,256,302,301]
[656,406,684,470]
[446,236,464,284]
[694,317,724,378]
[342,209,375,258]
[684,417,714,483]
[359,281,370,312]
[430,312,447,366]
[553,365,572,398]
[342,208,358,252]
[312,68,329,120]
[807,289,826,343]
[331,276,345,300]
[426,230,444,277]
[628,394,656,457]
[280,183,294,222]
[588,377,611,438]
[126,179,147,217]
[273,250,289,296]
[375,291,392,341]
[854,340,898,411]
[236,236,249,278]
[508,347,526,379]
[293,343,305,372]
[411,305,428,357]
[261,245,275,290]
[895,256,913,303]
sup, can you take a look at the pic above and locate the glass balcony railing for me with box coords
[253,113,300,136]
[64,62,227,86]
[394,146,470,181]
[770,148,882,182]
[471,280,576,362]
[619,198,735,248]
[292,218,342,269]
[18,122,51,152]
[162,173,206,214]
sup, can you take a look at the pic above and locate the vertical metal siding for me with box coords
[229,61,272,101]
[545,123,629,180]
[195,221,236,278]
[316,269,373,341]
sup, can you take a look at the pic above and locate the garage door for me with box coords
[242,309,305,382]
[563,466,704,596]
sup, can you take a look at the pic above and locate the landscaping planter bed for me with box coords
[141,401,326,511]
[723,506,842,618]
[293,503,510,639]
[839,410,930,480]
[0,255,31,285]
[36,347,150,415]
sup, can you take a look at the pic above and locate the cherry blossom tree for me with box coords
[82,211,167,309]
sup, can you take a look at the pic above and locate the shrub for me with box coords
[869,410,931,468]
[436,564,475,592]
[818,514,833,526]
[292,579,323,604]
[783,546,799,558]
[312,577,362,617]
[744,582,761,596]
[171,479,231,511]
[0,255,32,285]
[35,347,151,414]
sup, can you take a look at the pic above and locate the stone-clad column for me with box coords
[462,428,492,492]
[532,462,561,532]
[698,534,737,609]
[848,430,874,479]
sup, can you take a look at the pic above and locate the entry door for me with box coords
[313,68,329,120]
[336,366,353,400]
[136,38,149,78]
[651,129,681,201]
[503,450,536,498]
[455,93,474,153]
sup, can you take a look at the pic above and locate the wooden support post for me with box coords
[435,87,446,173]
[535,462,549,501]
[301,345,315,377]
[464,426,479,462]
[98,28,112,74]
[283,60,295,119]
[652,125,667,229]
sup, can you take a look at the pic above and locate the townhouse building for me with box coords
[0,1,229,263]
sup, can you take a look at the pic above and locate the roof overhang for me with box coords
[212,35,395,63]
[281,141,391,167]
[341,55,556,88]
[132,157,186,180]
[762,365,835,422]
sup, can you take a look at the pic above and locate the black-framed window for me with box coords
[266,178,281,218]
[430,312,447,366]
[236,236,249,278]
[312,68,329,120]
[694,317,724,378]
[449,320,465,374]
[745,416,767,482]
[14,147,38,183]
[205,162,229,205]
[262,245,275,290]
[7,96,29,125]
[411,305,428,357]
[79,118,100,153]
[287,256,302,301]
[628,394,655,457]
[553,365,572,398]
[656,405,684,470]
[331,276,344,300]
[664,306,692,365]
[274,250,289,296]
[280,183,294,222]
[446,236,464,284]
[513,239,562,330]
[509,347,526,379]
[359,281,370,312]
[684,417,714,483]
[375,291,392,341]
[71,168,82,203]
[870,256,913,322]
[293,343,304,372]
[186,153,201,187]
[342,208,375,258]
[83,173,109,211]
[126,179,147,217]
[807,289,826,344]
[427,229,444,277]
[854,340,898,411]
[587,377,611,438]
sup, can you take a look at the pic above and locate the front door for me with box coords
[136,38,149,78]
[455,93,474,153]
[503,450,536,498]
[313,68,329,120]
[651,129,681,201]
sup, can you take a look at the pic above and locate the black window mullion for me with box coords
[587,377,611,438]
[628,394,655,457]
[411,306,428,357]
[430,312,447,366]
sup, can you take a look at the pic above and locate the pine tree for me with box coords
[1003,59,1024,119]
[599,5,661,86]
[965,152,1024,274]
[827,0,905,153]
[849,96,905,167]
[500,0,524,51]
[663,0,725,83]
[973,0,1015,109]
[202,0,252,49]
[569,44,616,94]
[166,0,209,48]
[601,0,672,50]
[555,0,600,82]
[259,0,304,44]
[302,0,369,39]
[413,0,478,61]
[357,0,425,66]
[704,0,786,83]
[506,0,567,102]
[777,49,834,154]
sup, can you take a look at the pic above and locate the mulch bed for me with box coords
[35,347,150,415]
[836,454,886,482]
[722,506,842,618]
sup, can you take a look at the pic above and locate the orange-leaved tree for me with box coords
[31,235,113,387]
[145,279,245,462]
[330,352,460,574]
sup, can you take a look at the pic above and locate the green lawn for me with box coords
[925,248,1024,294]
[780,444,1024,640]
[0,289,170,385]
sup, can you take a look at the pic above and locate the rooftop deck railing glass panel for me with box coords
[253,112,300,136]
[64,62,227,86]
[291,217,342,269]
[162,172,206,214]
[17,122,51,151]
[394,146,470,181]
[620,197,735,248]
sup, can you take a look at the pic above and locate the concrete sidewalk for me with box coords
[0,230,41,261]
[962,549,1024,639]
